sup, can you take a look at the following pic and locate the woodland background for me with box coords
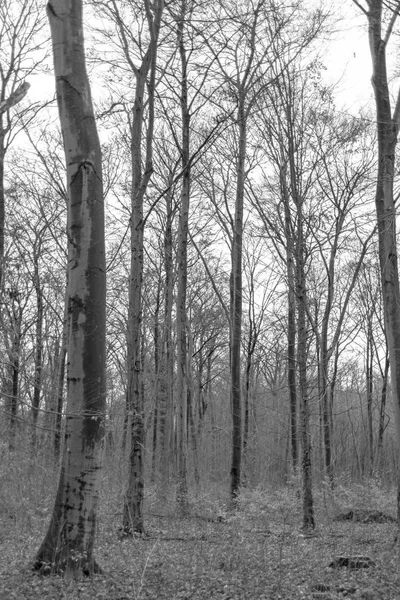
[0,0,400,597]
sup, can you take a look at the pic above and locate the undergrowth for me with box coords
[0,451,399,599]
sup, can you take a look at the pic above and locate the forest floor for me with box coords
[0,460,399,600]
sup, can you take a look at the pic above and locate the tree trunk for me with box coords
[7,292,23,452]
[122,0,162,537]
[175,4,191,511]
[122,62,147,534]
[31,251,44,448]
[243,315,255,457]
[9,329,21,451]
[296,218,315,530]
[366,319,374,474]
[54,305,68,460]
[320,350,333,485]
[187,327,200,485]
[34,0,106,577]
[243,343,251,457]
[188,390,200,485]
[376,350,389,470]
[230,97,246,502]
[159,184,174,491]
[151,284,161,481]
[284,194,298,474]
[367,0,400,524]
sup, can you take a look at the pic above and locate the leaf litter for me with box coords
[0,482,399,599]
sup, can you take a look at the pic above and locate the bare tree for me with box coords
[352,0,400,524]
[34,0,106,576]
[200,0,327,502]
[0,0,45,289]
[92,0,164,535]
[172,0,191,512]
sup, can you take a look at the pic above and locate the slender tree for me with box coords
[93,0,164,535]
[201,0,327,501]
[353,0,400,523]
[202,0,278,501]
[174,0,191,511]
[122,0,163,536]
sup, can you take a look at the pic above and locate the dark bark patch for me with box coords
[33,555,103,577]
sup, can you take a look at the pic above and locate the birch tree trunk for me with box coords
[34,0,106,576]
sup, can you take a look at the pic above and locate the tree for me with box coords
[173,0,191,511]
[251,62,324,529]
[34,0,106,576]
[353,0,400,524]
[148,152,177,490]
[310,112,376,484]
[9,126,69,456]
[121,0,163,536]
[242,238,275,466]
[200,0,327,502]
[354,255,390,473]
[0,0,45,290]
[92,0,164,535]
[202,0,275,501]
[1,267,30,450]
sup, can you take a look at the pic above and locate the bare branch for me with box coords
[384,0,400,44]
[0,81,30,115]
[189,232,230,322]
[351,0,369,15]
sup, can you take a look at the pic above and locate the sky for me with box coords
[29,4,376,114]
[323,5,374,114]
[28,0,400,137]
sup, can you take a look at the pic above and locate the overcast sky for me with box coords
[323,4,374,114]
[29,3,391,119]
